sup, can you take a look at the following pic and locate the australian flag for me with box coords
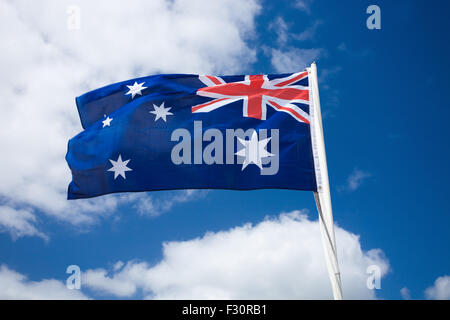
[66,70,318,199]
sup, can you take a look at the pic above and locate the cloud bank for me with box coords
[0,0,260,238]
[0,265,87,299]
[425,276,450,300]
[82,211,389,299]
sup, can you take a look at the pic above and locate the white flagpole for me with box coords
[308,62,343,300]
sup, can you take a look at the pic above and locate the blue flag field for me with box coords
[66,70,318,199]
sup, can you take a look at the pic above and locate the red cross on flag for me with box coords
[192,71,310,124]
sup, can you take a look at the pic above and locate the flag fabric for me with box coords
[67,70,317,199]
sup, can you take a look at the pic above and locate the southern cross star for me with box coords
[150,102,173,122]
[235,131,274,170]
[107,155,132,179]
[125,81,147,99]
[102,116,113,128]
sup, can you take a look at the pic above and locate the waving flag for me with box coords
[66,64,344,300]
[67,70,317,199]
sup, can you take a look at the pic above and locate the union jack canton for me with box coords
[192,71,310,123]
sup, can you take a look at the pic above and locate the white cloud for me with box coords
[266,10,322,73]
[0,206,48,241]
[342,168,372,192]
[294,0,314,14]
[319,66,342,83]
[270,48,321,73]
[425,276,450,300]
[337,42,371,58]
[293,20,322,41]
[270,17,321,44]
[269,16,289,46]
[82,211,389,299]
[0,0,260,238]
[400,287,411,300]
[125,190,208,217]
[82,266,137,297]
[0,265,87,299]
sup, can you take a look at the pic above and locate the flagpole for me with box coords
[309,62,343,300]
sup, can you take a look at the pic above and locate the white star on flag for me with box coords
[107,155,132,179]
[125,81,147,99]
[150,102,173,122]
[235,131,274,170]
[102,116,113,128]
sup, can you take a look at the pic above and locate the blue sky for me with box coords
[0,0,449,300]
